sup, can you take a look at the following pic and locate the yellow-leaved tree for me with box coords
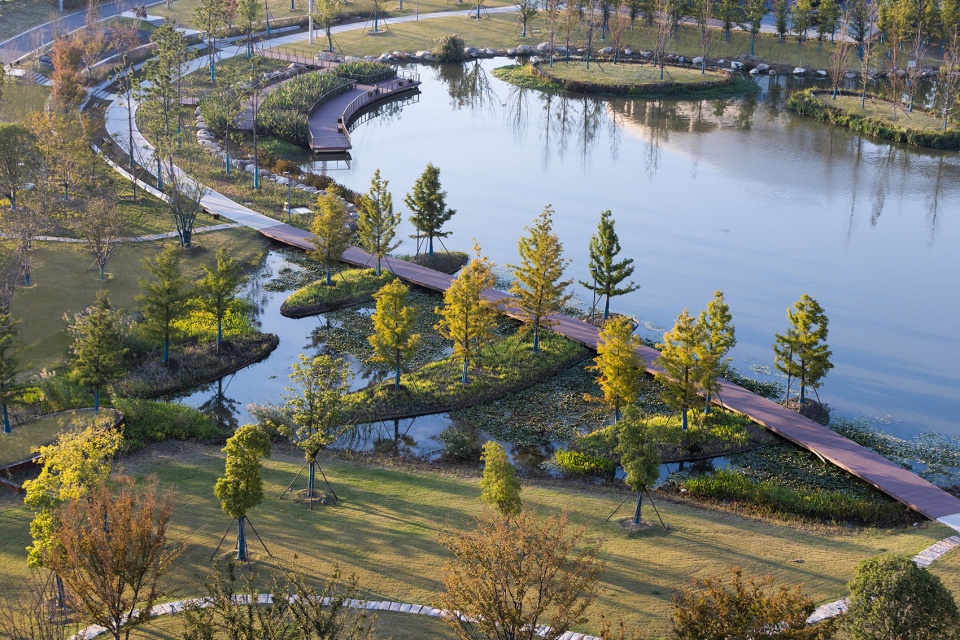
[368,280,421,391]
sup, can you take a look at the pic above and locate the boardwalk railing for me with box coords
[341,78,421,129]
[262,46,338,70]
[306,80,357,150]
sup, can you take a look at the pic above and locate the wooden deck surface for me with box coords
[258,222,960,524]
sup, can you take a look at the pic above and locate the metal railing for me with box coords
[341,77,420,129]
[262,46,337,70]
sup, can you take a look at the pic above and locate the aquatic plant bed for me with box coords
[281,268,395,318]
[788,90,960,149]
[512,62,755,99]
[347,331,592,422]
[115,333,280,399]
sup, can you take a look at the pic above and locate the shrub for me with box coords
[682,468,914,527]
[113,397,219,452]
[433,33,467,64]
[334,60,396,83]
[553,448,616,477]
[788,89,960,149]
[438,423,483,462]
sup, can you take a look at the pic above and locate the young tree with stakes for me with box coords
[773,0,789,42]
[405,163,456,258]
[46,476,182,640]
[138,244,187,365]
[656,308,709,431]
[275,353,352,504]
[581,210,639,320]
[356,169,401,276]
[479,441,522,518]
[314,0,344,53]
[0,122,39,211]
[828,14,855,98]
[368,280,421,391]
[0,312,16,434]
[773,294,833,405]
[237,0,263,58]
[435,244,497,384]
[311,193,353,286]
[617,407,670,525]
[509,206,573,354]
[739,0,766,54]
[516,0,538,37]
[165,171,206,248]
[439,510,602,640]
[194,0,227,82]
[589,315,643,422]
[68,292,127,413]
[214,424,272,562]
[195,247,247,351]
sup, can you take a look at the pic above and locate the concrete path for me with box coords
[28,223,241,244]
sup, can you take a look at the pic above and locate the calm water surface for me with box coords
[184,61,959,445]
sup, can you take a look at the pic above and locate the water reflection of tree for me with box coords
[506,84,531,142]
[198,376,241,433]
[436,61,501,113]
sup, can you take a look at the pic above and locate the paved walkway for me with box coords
[27,223,241,244]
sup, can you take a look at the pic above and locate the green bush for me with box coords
[438,423,483,462]
[787,89,960,149]
[281,269,395,318]
[553,448,616,477]
[433,33,468,64]
[113,397,219,452]
[27,376,95,413]
[683,468,914,527]
[334,61,396,83]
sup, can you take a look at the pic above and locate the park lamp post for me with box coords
[284,171,292,221]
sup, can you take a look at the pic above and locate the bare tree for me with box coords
[654,0,672,80]
[828,14,855,98]
[0,572,69,640]
[938,31,960,129]
[906,30,926,112]
[76,195,127,280]
[859,1,878,109]
[0,186,52,286]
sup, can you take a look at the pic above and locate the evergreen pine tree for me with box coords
[138,244,186,365]
[404,163,456,257]
[195,247,246,351]
[435,244,497,384]
[773,294,833,404]
[68,292,126,412]
[697,290,735,412]
[310,193,353,287]
[588,315,643,422]
[580,210,639,320]
[656,308,708,430]
[214,424,272,561]
[616,407,668,524]
[479,441,522,518]
[357,169,401,276]
[509,206,573,353]
[368,280,421,391]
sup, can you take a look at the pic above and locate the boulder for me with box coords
[845,71,857,79]
[194,106,202,116]
[640,51,652,59]
[415,50,431,59]
[484,48,496,56]
[793,67,806,75]
[624,48,633,56]
[600,46,614,55]
[517,44,534,55]
[678,56,686,63]
[816,69,828,77]
[235,160,248,171]
[749,67,760,75]
[755,63,770,72]
[536,41,552,53]
[244,164,256,173]
[692,56,704,65]
[769,69,777,75]
[730,61,743,70]
[276,177,290,186]
[717,58,726,65]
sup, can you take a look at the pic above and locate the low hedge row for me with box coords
[334,60,396,83]
[787,89,960,149]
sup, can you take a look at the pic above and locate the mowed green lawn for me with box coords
[543,61,726,85]
[9,227,267,375]
[0,441,949,638]
[828,94,950,132]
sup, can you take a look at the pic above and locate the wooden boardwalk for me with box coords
[256,222,960,526]
[308,77,421,152]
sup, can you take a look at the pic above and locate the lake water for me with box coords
[183,60,959,446]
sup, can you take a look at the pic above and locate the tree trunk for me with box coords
[428,235,434,257]
[308,459,316,499]
[217,317,223,351]
[462,356,469,384]
[2,402,9,433]
[532,323,540,353]
[94,388,100,413]
[395,361,401,390]
[633,490,642,524]
[681,408,688,430]
[236,517,248,560]
[163,337,170,364]
[603,296,611,319]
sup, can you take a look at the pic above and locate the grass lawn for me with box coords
[283,13,841,70]
[127,609,457,639]
[542,61,726,85]
[0,409,106,466]
[827,93,949,132]
[0,81,50,123]
[0,0,59,43]
[9,227,268,376]
[180,55,292,99]
[0,441,951,638]
[282,268,395,317]
[150,0,512,31]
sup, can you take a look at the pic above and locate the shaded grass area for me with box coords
[0,409,102,466]
[829,93,948,132]
[543,61,726,85]
[0,81,50,122]
[9,227,268,376]
[0,441,950,637]
[125,609,457,639]
[281,268,395,318]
